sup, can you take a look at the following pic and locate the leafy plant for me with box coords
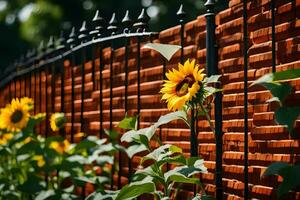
[252,69,300,198]
[88,112,209,200]
[0,98,121,199]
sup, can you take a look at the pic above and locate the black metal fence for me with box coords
[0,0,284,199]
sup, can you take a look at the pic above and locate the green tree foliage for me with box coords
[0,0,227,72]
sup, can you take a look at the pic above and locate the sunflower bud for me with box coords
[50,113,67,132]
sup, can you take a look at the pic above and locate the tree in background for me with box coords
[0,0,227,72]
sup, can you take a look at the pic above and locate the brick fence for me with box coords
[1,0,300,199]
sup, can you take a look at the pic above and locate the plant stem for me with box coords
[199,102,215,134]
[190,104,198,157]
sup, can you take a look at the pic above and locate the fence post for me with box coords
[107,13,118,190]
[90,10,105,138]
[67,27,77,142]
[243,0,249,198]
[177,4,186,64]
[78,21,88,133]
[57,31,66,137]
[133,8,150,129]
[121,9,133,189]
[205,0,223,199]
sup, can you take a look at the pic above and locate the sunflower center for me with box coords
[176,75,195,97]
[10,110,23,124]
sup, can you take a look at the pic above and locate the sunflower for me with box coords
[20,97,34,111]
[50,113,66,132]
[0,99,30,132]
[33,155,45,167]
[0,133,14,145]
[160,59,205,111]
[49,139,71,154]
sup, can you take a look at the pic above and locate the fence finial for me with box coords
[205,0,215,12]
[177,4,186,23]
[90,10,105,39]
[78,21,88,43]
[47,36,55,54]
[38,40,46,57]
[108,13,118,35]
[56,31,66,51]
[122,10,132,34]
[67,27,76,48]
[134,8,150,32]
[26,49,31,59]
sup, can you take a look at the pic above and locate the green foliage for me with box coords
[143,43,181,61]
[118,111,207,199]
[0,0,229,71]
[117,115,137,131]
[254,69,300,198]
[252,69,300,135]
[115,177,156,200]
[0,100,120,199]
[262,163,300,198]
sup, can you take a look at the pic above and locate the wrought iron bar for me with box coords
[134,8,150,129]
[57,32,66,137]
[67,26,77,141]
[177,4,186,64]
[90,10,105,138]
[271,0,276,73]
[78,21,89,133]
[108,12,118,190]
[121,9,133,189]
[38,41,46,132]
[99,45,104,138]
[243,0,249,199]
[205,1,223,199]
[108,13,118,132]
[46,36,55,137]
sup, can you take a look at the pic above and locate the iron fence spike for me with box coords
[176,4,186,19]
[108,13,118,35]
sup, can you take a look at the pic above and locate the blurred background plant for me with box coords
[0,97,122,199]
[0,0,227,72]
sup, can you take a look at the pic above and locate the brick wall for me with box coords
[1,0,300,199]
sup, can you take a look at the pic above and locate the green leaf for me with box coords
[156,111,187,127]
[164,159,207,184]
[192,194,216,200]
[204,87,223,98]
[121,111,187,144]
[250,69,300,87]
[250,69,300,102]
[104,129,119,142]
[74,139,97,152]
[18,175,45,194]
[275,106,300,133]
[35,190,57,200]
[66,155,87,165]
[204,75,222,84]
[118,115,138,130]
[277,164,300,198]
[73,176,96,186]
[167,175,200,185]
[126,144,148,158]
[121,126,156,143]
[142,43,181,61]
[141,144,182,165]
[115,177,156,200]
[271,68,300,81]
[86,190,117,200]
[135,165,165,186]
[262,162,290,177]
